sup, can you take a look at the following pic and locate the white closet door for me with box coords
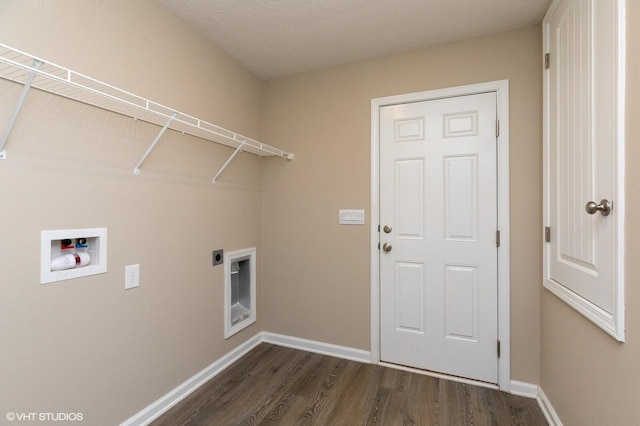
[543,0,625,340]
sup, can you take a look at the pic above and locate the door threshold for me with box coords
[378,361,499,391]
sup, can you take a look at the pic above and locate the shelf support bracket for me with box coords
[212,140,246,184]
[134,112,177,174]
[0,60,43,159]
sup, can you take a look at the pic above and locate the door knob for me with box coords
[382,243,392,252]
[585,199,612,216]
[383,225,392,234]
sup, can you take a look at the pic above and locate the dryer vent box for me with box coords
[224,248,256,338]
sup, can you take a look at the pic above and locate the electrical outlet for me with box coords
[125,264,140,290]
[212,249,224,266]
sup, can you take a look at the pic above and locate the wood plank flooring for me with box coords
[151,343,547,425]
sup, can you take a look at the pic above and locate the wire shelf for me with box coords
[0,43,294,166]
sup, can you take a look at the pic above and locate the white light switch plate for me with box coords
[339,209,365,225]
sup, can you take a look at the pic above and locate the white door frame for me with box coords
[370,80,511,391]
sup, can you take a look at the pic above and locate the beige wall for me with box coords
[540,1,640,424]
[261,26,543,384]
[0,1,265,424]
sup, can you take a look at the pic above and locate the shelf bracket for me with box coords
[133,112,177,174]
[212,140,246,184]
[0,60,43,159]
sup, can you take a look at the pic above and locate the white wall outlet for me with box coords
[125,264,140,290]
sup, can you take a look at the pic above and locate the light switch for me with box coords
[339,209,365,225]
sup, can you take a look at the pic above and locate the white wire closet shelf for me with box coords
[0,43,294,181]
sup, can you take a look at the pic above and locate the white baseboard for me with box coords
[537,386,563,426]
[510,381,562,425]
[120,332,371,425]
[510,380,539,398]
[120,333,263,426]
[261,332,372,363]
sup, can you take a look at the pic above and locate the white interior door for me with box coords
[543,0,624,340]
[379,92,498,383]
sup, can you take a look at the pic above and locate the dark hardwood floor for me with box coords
[151,343,547,425]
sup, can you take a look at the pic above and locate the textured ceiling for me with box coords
[156,0,551,80]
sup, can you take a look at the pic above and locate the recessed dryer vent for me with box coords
[224,248,256,338]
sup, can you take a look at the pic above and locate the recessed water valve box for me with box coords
[41,228,107,284]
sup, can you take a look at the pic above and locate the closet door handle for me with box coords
[585,199,612,216]
[382,243,392,252]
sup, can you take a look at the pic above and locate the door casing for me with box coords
[370,80,511,391]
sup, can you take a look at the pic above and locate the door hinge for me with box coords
[544,53,550,69]
[497,340,501,358]
[496,230,501,248]
[378,224,380,232]
[545,226,551,243]
[495,120,500,137]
